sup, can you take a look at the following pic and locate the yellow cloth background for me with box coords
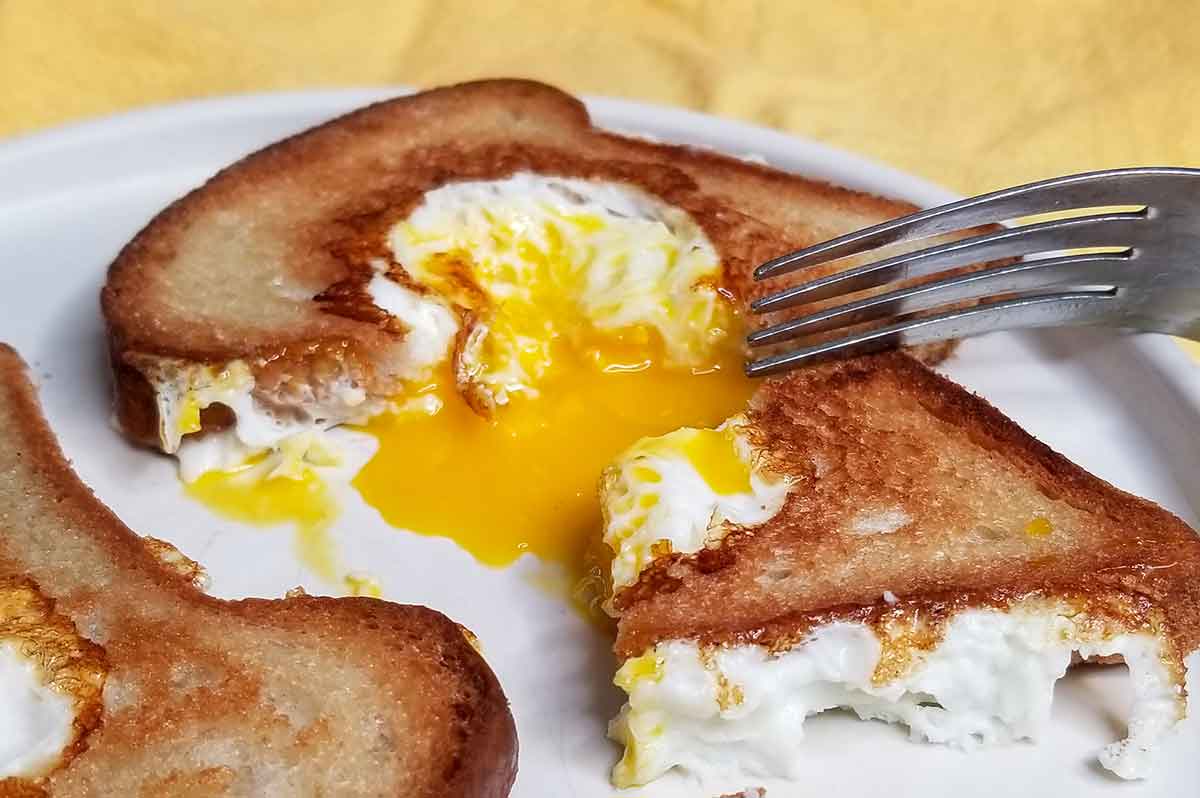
[1,0,1197,359]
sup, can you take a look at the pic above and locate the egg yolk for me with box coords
[353,336,754,582]
[629,427,754,495]
[184,462,339,581]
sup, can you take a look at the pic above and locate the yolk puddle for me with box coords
[184,465,339,582]
[353,340,755,590]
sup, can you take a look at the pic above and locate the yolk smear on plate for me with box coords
[353,337,755,597]
[185,465,339,582]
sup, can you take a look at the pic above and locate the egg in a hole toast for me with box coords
[100,78,959,580]
[0,345,516,796]
[599,350,1200,787]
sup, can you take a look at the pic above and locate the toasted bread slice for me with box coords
[0,345,516,796]
[600,351,1199,786]
[101,78,957,455]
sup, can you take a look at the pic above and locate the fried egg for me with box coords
[600,416,790,596]
[164,173,755,593]
[353,175,755,584]
[150,360,374,464]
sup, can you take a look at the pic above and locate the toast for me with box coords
[0,345,516,796]
[599,350,1200,786]
[101,78,956,466]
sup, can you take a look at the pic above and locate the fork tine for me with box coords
[751,211,1146,314]
[753,166,1188,281]
[744,291,1117,377]
[747,253,1130,347]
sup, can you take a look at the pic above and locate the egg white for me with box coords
[0,642,74,779]
[601,414,789,597]
[611,605,1184,787]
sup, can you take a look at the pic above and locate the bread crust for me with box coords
[613,351,1200,674]
[101,78,930,448]
[0,345,516,796]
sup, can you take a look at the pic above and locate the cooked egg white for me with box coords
[151,357,375,483]
[610,606,1185,787]
[0,641,75,779]
[389,173,731,408]
[364,262,459,380]
[155,257,455,482]
[154,361,350,451]
[601,416,790,595]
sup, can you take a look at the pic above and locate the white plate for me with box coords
[1,90,1198,797]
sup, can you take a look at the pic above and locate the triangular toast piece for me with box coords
[601,350,1199,786]
[0,345,516,796]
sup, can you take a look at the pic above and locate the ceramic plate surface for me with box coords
[1,89,1198,797]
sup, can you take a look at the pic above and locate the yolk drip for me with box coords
[184,465,339,581]
[353,342,755,581]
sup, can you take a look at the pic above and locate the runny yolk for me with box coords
[185,463,339,581]
[352,338,755,582]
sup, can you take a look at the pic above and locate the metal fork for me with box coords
[745,167,1200,377]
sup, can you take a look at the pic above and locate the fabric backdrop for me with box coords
[2,0,1196,359]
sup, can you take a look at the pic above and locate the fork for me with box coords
[745,167,1200,377]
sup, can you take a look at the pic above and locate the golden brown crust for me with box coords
[613,351,1200,668]
[0,345,516,797]
[0,781,47,798]
[108,351,159,448]
[102,78,931,448]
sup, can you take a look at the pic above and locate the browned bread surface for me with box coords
[613,351,1200,669]
[102,78,938,448]
[0,345,516,797]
